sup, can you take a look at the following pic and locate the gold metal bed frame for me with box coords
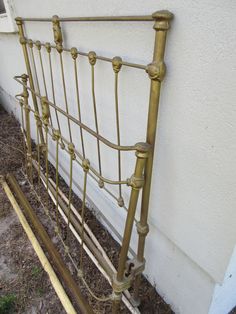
[12,10,173,314]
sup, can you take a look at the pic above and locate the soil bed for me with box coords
[0,105,173,314]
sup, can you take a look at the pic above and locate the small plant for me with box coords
[31,265,42,277]
[36,287,45,297]
[0,294,16,314]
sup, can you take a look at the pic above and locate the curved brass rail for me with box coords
[14,76,148,153]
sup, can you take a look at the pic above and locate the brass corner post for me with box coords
[15,17,44,144]
[133,10,174,304]
[112,142,150,313]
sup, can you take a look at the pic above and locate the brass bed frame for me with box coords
[12,10,173,313]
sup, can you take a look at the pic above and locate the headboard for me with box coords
[14,10,173,314]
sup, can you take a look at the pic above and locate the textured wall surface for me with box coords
[0,1,236,313]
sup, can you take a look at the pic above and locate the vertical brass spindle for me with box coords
[45,128,49,214]
[35,112,41,190]
[35,41,48,98]
[88,51,103,187]
[51,15,72,142]
[132,11,174,305]
[71,47,85,158]
[112,57,124,207]
[112,143,150,313]
[28,40,41,96]
[65,143,76,250]
[41,97,50,215]
[35,41,53,127]
[15,17,44,144]
[79,159,90,274]
[45,42,62,138]
[19,99,27,170]
[54,130,61,235]
[59,53,73,142]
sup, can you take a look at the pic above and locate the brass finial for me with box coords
[45,42,51,53]
[52,15,63,53]
[127,174,144,190]
[88,51,96,65]
[71,47,78,60]
[19,36,27,45]
[152,10,174,31]
[53,129,61,141]
[117,197,124,207]
[35,40,41,50]
[15,17,23,25]
[21,73,28,83]
[146,61,166,81]
[112,56,122,73]
[28,39,33,48]
[82,159,90,172]
[68,142,76,160]
[41,96,50,125]
[98,179,104,188]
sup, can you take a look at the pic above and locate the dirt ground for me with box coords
[0,103,173,313]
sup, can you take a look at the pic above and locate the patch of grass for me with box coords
[0,294,16,314]
[31,266,42,277]
[36,287,45,297]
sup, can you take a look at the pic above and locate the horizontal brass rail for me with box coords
[28,39,146,70]
[18,15,154,22]
[14,76,147,153]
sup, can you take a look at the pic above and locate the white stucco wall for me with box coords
[209,246,236,314]
[0,1,236,313]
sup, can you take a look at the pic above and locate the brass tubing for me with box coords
[112,57,123,205]
[133,10,173,303]
[29,45,41,95]
[45,128,49,212]
[79,169,88,272]
[55,132,60,232]
[112,144,149,313]
[34,163,114,280]
[37,45,48,98]
[27,40,146,70]
[117,152,148,280]
[46,43,62,136]
[88,54,102,176]
[16,19,44,144]
[36,118,41,188]
[36,43,53,127]
[6,174,93,314]
[72,50,86,158]
[19,15,154,22]
[19,100,27,170]
[59,53,73,142]
[66,146,75,243]
[14,76,138,152]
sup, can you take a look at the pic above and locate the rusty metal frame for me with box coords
[14,10,173,313]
